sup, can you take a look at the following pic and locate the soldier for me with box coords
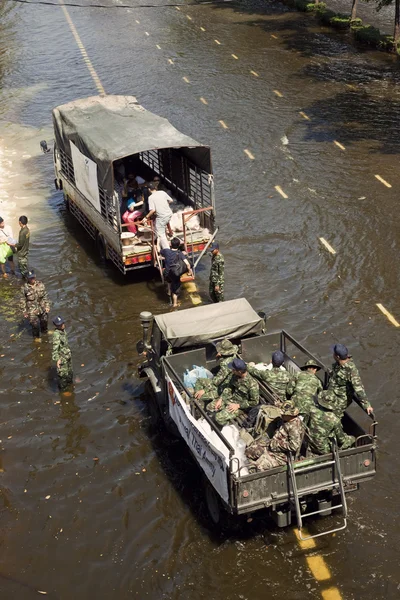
[287,359,323,417]
[307,395,355,455]
[247,402,305,471]
[12,215,30,279]
[194,339,239,406]
[20,270,50,339]
[206,358,259,427]
[319,344,373,417]
[248,350,291,404]
[209,242,224,303]
[52,316,73,391]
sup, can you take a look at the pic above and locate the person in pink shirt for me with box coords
[122,200,143,234]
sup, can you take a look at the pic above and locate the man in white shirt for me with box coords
[145,183,174,250]
[0,217,15,277]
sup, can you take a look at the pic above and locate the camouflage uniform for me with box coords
[307,406,355,455]
[253,416,304,471]
[52,329,73,391]
[20,280,50,337]
[207,372,259,426]
[320,359,371,417]
[247,365,291,404]
[14,225,30,279]
[287,371,323,416]
[193,341,238,406]
[209,252,224,303]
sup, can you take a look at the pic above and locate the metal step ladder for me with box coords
[288,442,348,540]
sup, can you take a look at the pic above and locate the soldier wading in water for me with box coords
[20,270,50,339]
[52,316,73,392]
[209,242,224,303]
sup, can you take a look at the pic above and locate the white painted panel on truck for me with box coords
[70,141,101,212]
[166,374,230,502]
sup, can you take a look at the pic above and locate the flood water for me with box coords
[0,0,399,598]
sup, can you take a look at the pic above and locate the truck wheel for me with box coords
[204,479,223,526]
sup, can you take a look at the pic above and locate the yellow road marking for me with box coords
[273,89,283,97]
[250,70,259,77]
[375,174,392,188]
[321,588,343,600]
[299,111,310,120]
[175,5,180,9]
[319,237,336,255]
[168,58,174,65]
[156,44,161,49]
[59,0,105,96]
[215,39,221,45]
[333,140,346,151]
[145,31,149,36]
[219,120,228,129]
[186,14,192,20]
[231,53,239,59]
[200,26,206,31]
[184,281,197,293]
[190,293,202,305]
[183,282,202,305]
[294,528,316,550]
[271,34,278,39]
[275,185,288,199]
[200,97,208,105]
[345,83,357,90]
[306,555,331,581]
[183,76,190,83]
[244,149,255,160]
[376,304,400,327]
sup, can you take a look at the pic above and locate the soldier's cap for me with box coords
[0,217,3,223]
[301,359,321,371]
[281,401,299,417]
[317,395,335,411]
[209,241,219,252]
[332,343,349,360]
[227,358,247,372]
[215,339,238,356]
[272,350,285,367]
[53,316,65,327]
[26,270,36,279]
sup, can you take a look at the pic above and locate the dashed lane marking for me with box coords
[183,76,190,83]
[273,89,283,97]
[244,149,255,160]
[321,588,343,600]
[219,120,228,129]
[168,58,174,65]
[275,185,288,199]
[215,39,221,45]
[231,53,239,59]
[250,70,259,77]
[156,44,161,49]
[135,19,140,23]
[145,31,149,36]
[200,97,208,105]
[319,237,336,255]
[175,5,180,8]
[376,304,400,327]
[200,26,206,31]
[271,34,278,39]
[333,140,346,151]
[375,174,392,188]
[299,111,310,120]
[186,14,192,20]
[294,528,316,550]
[306,556,331,582]
[59,0,105,96]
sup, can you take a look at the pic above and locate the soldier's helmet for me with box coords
[227,358,247,372]
[281,401,299,417]
[272,350,285,367]
[301,359,321,371]
[215,338,238,356]
[27,270,36,280]
[53,316,65,327]
[317,395,335,411]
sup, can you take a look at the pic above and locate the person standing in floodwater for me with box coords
[12,215,30,279]
[52,316,73,392]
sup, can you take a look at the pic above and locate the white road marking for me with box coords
[200,97,208,105]
[299,111,310,120]
[244,149,255,160]
[333,140,346,151]
[319,237,336,255]
[219,120,228,129]
[376,304,399,327]
[275,185,288,198]
[374,174,392,188]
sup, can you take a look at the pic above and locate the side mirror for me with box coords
[136,340,145,354]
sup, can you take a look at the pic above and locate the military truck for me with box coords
[137,299,377,537]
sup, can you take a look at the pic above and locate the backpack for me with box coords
[168,252,188,278]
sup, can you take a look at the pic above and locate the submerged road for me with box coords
[0,0,399,598]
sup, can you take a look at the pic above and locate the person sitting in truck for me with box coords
[307,394,355,456]
[193,339,239,408]
[246,401,304,471]
[287,359,323,417]
[248,350,292,404]
[122,200,143,234]
[206,358,259,427]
